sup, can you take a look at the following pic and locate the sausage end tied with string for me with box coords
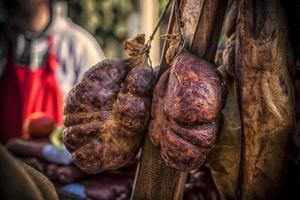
[124,0,185,67]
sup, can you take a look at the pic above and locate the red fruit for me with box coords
[23,112,56,138]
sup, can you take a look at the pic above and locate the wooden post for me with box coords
[131,1,228,199]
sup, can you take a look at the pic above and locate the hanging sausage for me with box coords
[63,35,155,173]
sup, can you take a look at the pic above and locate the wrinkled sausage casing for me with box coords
[63,57,154,174]
[149,51,225,171]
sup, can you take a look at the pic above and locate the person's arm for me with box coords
[69,23,105,83]
[6,138,72,165]
[74,38,105,83]
[6,138,45,160]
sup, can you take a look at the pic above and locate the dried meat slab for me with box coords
[236,0,295,199]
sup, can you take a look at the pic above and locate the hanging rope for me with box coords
[130,0,173,66]
[146,0,173,45]
[160,0,185,42]
[131,0,185,67]
[160,33,181,41]
[160,0,186,64]
[174,0,185,45]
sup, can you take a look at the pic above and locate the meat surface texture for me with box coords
[63,36,154,173]
[236,0,295,199]
[149,51,225,171]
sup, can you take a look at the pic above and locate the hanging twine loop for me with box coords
[128,0,173,67]
[160,0,186,64]
[160,33,181,41]
[127,0,185,66]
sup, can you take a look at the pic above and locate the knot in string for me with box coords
[160,33,181,42]
[127,43,151,57]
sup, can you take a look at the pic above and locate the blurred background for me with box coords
[68,0,169,58]
[0,0,170,59]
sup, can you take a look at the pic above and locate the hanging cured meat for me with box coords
[236,0,295,199]
[63,35,155,173]
[149,50,226,171]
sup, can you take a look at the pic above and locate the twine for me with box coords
[132,0,185,67]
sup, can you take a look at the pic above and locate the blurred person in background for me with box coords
[0,1,105,199]
[0,0,105,144]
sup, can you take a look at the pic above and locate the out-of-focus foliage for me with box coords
[68,0,170,57]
